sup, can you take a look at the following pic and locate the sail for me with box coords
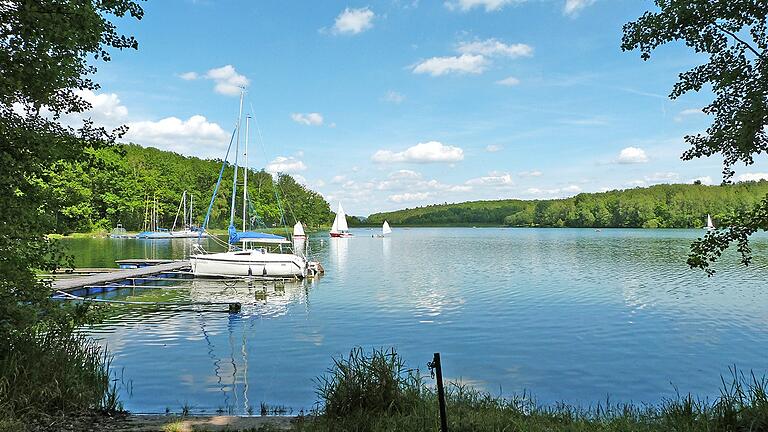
[331,213,339,233]
[293,221,305,236]
[706,214,714,229]
[382,221,392,235]
[337,203,349,232]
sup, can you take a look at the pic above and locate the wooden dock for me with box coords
[52,260,190,293]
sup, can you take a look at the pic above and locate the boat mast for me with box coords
[182,191,187,231]
[229,91,244,230]
[189,193,193,228]
[243,115,250,232]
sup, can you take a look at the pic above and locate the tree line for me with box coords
[367,182,768,228]
[47,143,332,234]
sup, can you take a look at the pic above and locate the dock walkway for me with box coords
[52,260,190,292]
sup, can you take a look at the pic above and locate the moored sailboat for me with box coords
[190,94,309,278]
[330,203,352,237]
[705,214,715,231]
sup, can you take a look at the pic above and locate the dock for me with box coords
[52,260,190,293]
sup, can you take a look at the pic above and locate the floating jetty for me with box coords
[52,260,190,293]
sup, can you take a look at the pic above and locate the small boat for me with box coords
[169,191,207,238]
[330,203,352,238]
[375,221,392,238]
[109,223,133,238]
[705,214,715,231]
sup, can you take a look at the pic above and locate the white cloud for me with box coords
[690,176,714,185]
[333,7,375,35]
[630,172,680,187]
[563,0,595,16]
[674,108,705,122]
[617,147,648,164]
[265,156,307,174]
[383,90,406,104]
[519,170,542,177]
[524,184,582,196]
[389,192,431,203]
[738,172,768,182]
[372,141,465,163]
[412,54,488,76]
[331,175,347,184]
[67,89,128,126]
[291,112,324,126]
[485,144,503,152]
[445,0,518,12]
[496,76,521,86]
[389,169,422,179]
[204,65,250,96]
[178,71,198,80]
[465,171,514,188]
[457,39,533,58]
[124,115,230,154]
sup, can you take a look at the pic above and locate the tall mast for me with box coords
[229,90,244,229]
[189,193,193,228]
[182,191,187,230]
[243,115,250,232]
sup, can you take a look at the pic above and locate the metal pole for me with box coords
[430,352,449,432]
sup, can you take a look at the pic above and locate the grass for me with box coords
[0,326,121,426]
[295,347,768,432]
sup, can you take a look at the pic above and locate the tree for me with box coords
[622,0,768,275]
[0,0,144,331]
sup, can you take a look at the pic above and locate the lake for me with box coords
[65,228,768,415]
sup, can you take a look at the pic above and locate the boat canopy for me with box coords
[229,229,289,245]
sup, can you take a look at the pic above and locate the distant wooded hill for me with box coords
[367,182,768,228]
[46,144,332,233]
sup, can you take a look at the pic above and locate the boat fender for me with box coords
[262,265,267,276]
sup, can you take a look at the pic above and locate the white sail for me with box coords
[706,214,715,230]
[293,221,305,236]
[382,221,392,235]
[331,213,339,233]
[336,203,349,232]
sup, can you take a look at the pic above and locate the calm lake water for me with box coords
[66,228,768,414]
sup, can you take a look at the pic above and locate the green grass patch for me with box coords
[0,326,121,425]
[296,347,768,432]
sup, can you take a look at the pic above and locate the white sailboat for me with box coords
[330,203,352,237]
[191,94,308,278]
[382,221,392,236]
[706,214,715,231]
[169,191,207,238]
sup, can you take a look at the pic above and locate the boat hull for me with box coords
[190,250,307,278]
[330,232,353,238]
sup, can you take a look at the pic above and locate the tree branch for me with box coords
[713,22,763,59]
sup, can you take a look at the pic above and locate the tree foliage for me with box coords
[367,182,768,229]
[45,144,332,234]
[0,0,143,332]
[622,0,768,274]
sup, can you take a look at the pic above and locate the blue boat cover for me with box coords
[228,225,287,244]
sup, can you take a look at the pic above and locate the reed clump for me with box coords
[298,348,768,432]
[0,326,121,425]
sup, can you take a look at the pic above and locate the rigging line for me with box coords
[201,127,238,237]
[247,103,300,232]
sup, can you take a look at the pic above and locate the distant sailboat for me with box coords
[330,203,352,237]
[706,214,715,231]
[382,221,392,236]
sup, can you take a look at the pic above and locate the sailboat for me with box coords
[190,94,308,278]
[136,194,172,239]
[374,220,392,238]
[705,214,715,231]
[169,191,207,238]
[382,221,392,236]
[330,203,352,237]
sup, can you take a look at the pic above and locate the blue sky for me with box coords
[79,0,768,215]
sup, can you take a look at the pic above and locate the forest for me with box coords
[367,182,768,228]
[45,144,332,234]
